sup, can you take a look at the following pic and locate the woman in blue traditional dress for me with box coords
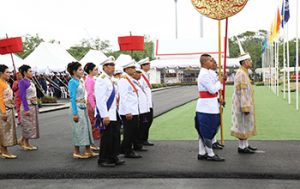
[67,62,97,159]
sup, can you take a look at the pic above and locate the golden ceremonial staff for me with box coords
[191,0,249,145]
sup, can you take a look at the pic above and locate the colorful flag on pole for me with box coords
[276,8,281,34]
[283,0,290,25]
[261,37,268,54]
[273,15,277,39]
[281,0,285,28]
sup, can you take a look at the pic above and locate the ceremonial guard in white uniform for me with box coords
[118,61,142,158]
[132,66,150,151]
[137,57,154,146]
[95,56,125,167]
[195,54,225,162]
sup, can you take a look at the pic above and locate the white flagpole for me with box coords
[274,41,276,94]
[283,28,286,99]
[270,45,272,89]
[287,24,291,104]
[296,0,299,110]
[276,40,279,96]
[273,42,276,94]
[271,42,274,93]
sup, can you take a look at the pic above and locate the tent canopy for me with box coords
[24,42,76,73]
[80,49,107,67]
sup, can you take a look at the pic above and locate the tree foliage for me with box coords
[16,34,44,59]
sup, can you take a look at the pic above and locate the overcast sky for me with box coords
[0,0,299,50]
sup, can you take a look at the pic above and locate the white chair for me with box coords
[47,87,54,97]
[60,87,68,99]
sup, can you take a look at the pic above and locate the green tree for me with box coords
[17,34,44,59]
[229,30,267,70]
[67,37,112,60]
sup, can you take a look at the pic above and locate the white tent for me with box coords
[0,54,24,71]
[80,49,107,67]
[24,42,76,73]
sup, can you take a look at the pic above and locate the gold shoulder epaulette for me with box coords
[100,73,106,79]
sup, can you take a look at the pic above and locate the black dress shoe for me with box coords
[115,159,126,166]
[248,146,257,151]
[124,152,142,158]
[206,154,225,162]
[197,154,207,160]
[134,148,148,152]
[238,147,255,154]
[212,143,223,150]
[215,141,224,148]
[99,162,116,167]
[143,141,154,146]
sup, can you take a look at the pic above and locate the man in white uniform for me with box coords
[95,56,125,167]
[118,61,142,158]
[195,54,225,162]
[132,66,150,151]
[137,57,154,146]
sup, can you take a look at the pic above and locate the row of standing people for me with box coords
[67,56,154,167]
[0,64,40,159]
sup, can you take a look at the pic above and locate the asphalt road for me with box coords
[1,179,299,189]
[152,86,197,117]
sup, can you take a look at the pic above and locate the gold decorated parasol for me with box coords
[191,0,248,20]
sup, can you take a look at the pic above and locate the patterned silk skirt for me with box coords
[0,109,17,147]
[20,105,40,139]
[87,102,100,140]
[70,103,94,147]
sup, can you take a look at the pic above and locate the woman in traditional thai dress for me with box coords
[12,72,22,125]
[67,62,97,159]
[18,64,40,151]
[84,62,100,151]
[0,65,18,159]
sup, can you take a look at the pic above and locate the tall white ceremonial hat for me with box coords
[135,63,142,72]
[122,59,136,69]
[114,67,123,75]
[235,36,251,62]
[100,56,115,66]
[137,57,150,66]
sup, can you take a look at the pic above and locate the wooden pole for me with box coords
[6,34,17,77]
[218,20,224,145]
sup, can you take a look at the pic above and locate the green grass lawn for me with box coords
[150,86,300,140]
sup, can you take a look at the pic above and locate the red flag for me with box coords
[0,37,23,55]
[118,36,144,51]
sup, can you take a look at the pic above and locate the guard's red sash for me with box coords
[125,76,138,95]
[198,91,218,98]
[142,74,152,89]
